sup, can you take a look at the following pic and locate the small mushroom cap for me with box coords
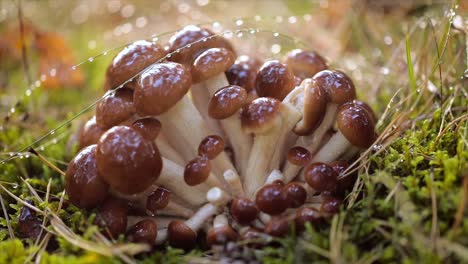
[293,78,328,135]
[225,55,261,92]
[134,62,192,116]
[255,184,289,215]
[168,220,197,250]
[304,162,338,193]
[18,201,42,240]
[106,40,166,90]
[230,197,259,225]
[346,100,377,124]
[168,25,233,65]
[285,49,328,79]
[312,70,356,105]
[255,60,295,100]
[131,117,161,141]
[320,196,342,215]
[337,103,376,148]
[96,126,162,194]
[330,160,357,195]
[184,156,211,186]
[146,187,171,214]
[283,182,307,208]
[295,207,322,230]
[265,217,290,237]
[240,97,281,134]
[65,145,109,209]
[96,88,135,129]
[192,48,235,83]
[207,226,239,246]
[79,116,106,150]
[287,146,311,166]
[126,219,158,245]
[198,135,225,159]
[96,198,128,238]
[208,85,247,119]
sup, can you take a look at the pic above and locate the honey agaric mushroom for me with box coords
[282,146,312,183]
[65,144,109,209]
[303,163,338,193]
[208,85,251,176]
[184,156,224,188]
[226,55,261,92]
[320,196,342,215]
[206,214,239,246]
[311,103,376,163]
[198,135,225,160]
[265,217,290,237]
[230,197,259,225]
[78,116,105,150]
[295,207,323,231]
[96,198,129,238]
[283,182,307,208]
[126,219,158,245]
[131,117,161,141]
[285,49,328,80]
[96,125,162,195]
[255,60,296,101]
[95,88,135,129]
[255,183,289,215]
[105,40,166,90]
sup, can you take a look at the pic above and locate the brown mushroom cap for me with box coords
[131,117,161,141]
[96,198,128,238]
[294,78,328,135]
[146,187,171,215]
[255,60,295,100]
[320,196,342,215]
[264,217,290,237]
[330,160,357,195]
[198,135,225,160]
[18,200,42,240]
[184,156,211,186]
[283,182,307,208]
[206,226,239,246]
[345,100,377,124]
[126,219,158,245]
[225,55,261,92]
[337,103,376,149]
[79,116,106,150]
[208,85,247,119]
[134,62,192,116]
[230,197,259,225]
[255,184,289,215]
[65,144,109,209]
[168,25,233,65]
[287,146,311,166]
[285,49,328,79]
[96,88,135,129]
[312,70,356,105]
[96,126,162,194]
[106,40,166,90]
[191,48,235,83]
[168,220,197,250]
[295,207,322,230]
[240,97,281,134]
[304,162,338,193]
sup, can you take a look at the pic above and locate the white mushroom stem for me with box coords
[127,216,184,230]
[190,83,225,137]
[185,203,220,231]
[282,162,302,183]
[311,131,351,163]
[265,170,284,185]
[224,169,245,197]
[213,214,229,229]
[155,228,168,245]
[155,137,185,166]
[206,187,231,206]
[259,212,271,224]
[204,172,226,190]
[341,146,359,160]
[300,103,339,154]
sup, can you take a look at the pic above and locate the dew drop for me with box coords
[39,146,45,151]
[71,66,77,70]
[464,69,468,78]
[88,57,94,62]
[235,19,244,26]
[12,183,18,189]
[50,130,56,135]
[273,32,279,37]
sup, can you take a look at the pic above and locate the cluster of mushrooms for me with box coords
[66,25,376,250]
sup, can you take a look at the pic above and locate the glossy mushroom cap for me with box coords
[208,85,247,119]
[287,146,311,167]
[285,49,328,79]
[78,116,105,150]
[134,62,192,116]
[230,197,259,225]
[65,144,109,209]
[198,135,225,160]
[265,217,290,237]
[255,60,295,100]
[106,40,166,90]
[131,117,161,141]
[96,198,128,238]
[168,25,233,65]
[184,156,211,186]
[330,160,357,195]
[295,207,322,230]
[96,88,135,129]
[241,97,281,134]
[226,55,261,92]
[206,226,239,246]
[345,100,377,124]
[96,126,162,194]
[320,196,342,215]
[126,219,158,245]
[337,103,376,149]
[312,70,356,105]
[168,220,197,250]
[283,182,307,208]
[293,78,328,135]
[255,184,289,215]
[191,47,235,83]
[304,162,338,193]
[146,187,171,215]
